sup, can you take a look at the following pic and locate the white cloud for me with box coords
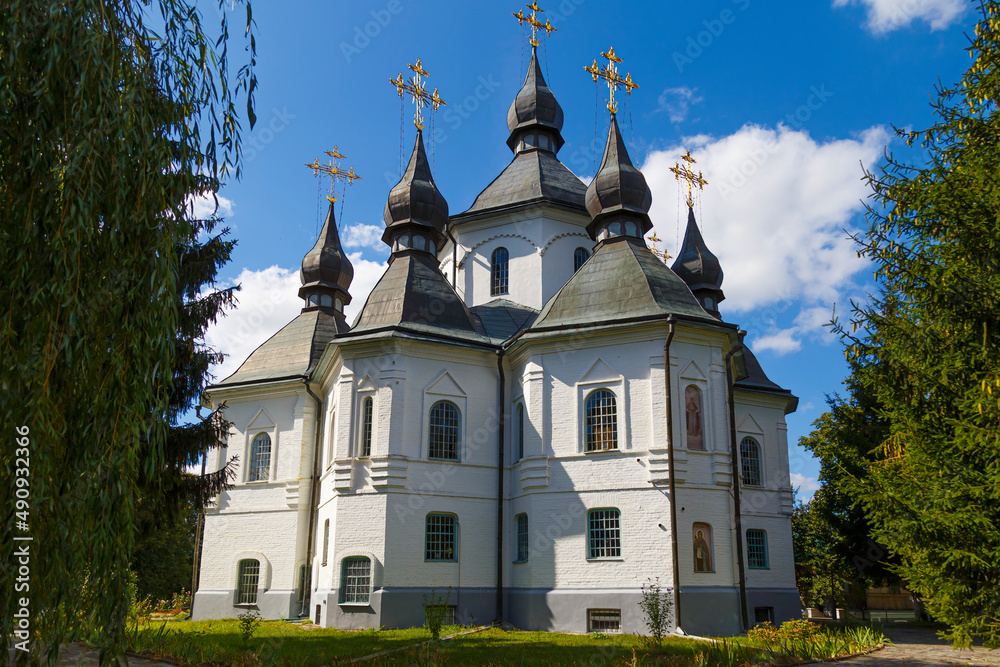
[203,254,389,383]
[652,86,704,123]
[187,192,234,219]
[833,0,966,32]
[790,473,822,499]
[642,124,888,351]
[343,224,385,250]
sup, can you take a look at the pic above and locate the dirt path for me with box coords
[840,626,999,666]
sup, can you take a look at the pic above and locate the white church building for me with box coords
[193,43,800,637]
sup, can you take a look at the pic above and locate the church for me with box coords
[192,19,800,636]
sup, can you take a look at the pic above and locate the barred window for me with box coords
[746,529,769,569]
[740,437,763,487]
[339,557,372,604]
[361,396,374,457]
[515,514,529,562]
[425,514,457,561]
[588,508,621,559]
[585,389,618,451]
[322,519,330,566]
[236,559,259,605]
[248,433,271,482]
[588,609,621,633]
[574,247,591,272]
[517,403,525,461]
[429,401,460,460]
[491,247,509,296]
[296,564,311,605]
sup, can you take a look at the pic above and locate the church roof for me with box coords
[530,238,717,330]
[506,45,565,152]
[736,346,789,393]
[213,309,348,388]
[671,207,723,294]
[383,130,449,243]
[345,250,491,346]
[470,299,538,343]
[457,148,587,217]
[299,200,353,303]
[585,114,652,239]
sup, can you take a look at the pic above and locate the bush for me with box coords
[237,610,262,646]
[778,619,820,639]
[423,587,452,640]
[638,577,674,650]
[747,621,781,643]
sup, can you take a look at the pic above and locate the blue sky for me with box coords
[201,0,977,497]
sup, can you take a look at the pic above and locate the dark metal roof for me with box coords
[585,114,652,239]
[299,200,353,303]
[212,309,348,387]
[671,206,723,295]
[470,299,539,343]
[530,237,716,329]
[460,148,587,216]
[346,250,490,345]
[383,130,448,244]
[735,345,788,393]
[506,45,565,152]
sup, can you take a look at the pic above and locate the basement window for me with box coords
[588,609,621,634]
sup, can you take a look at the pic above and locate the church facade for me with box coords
[192,44,800,637]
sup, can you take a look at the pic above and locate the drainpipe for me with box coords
[304,380,325,619]
[724,333,749,632]
[495,349,506,623]
[446,227,458,288]
[663,317,682,632]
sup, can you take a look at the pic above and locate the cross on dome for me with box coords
[584,46,639,114]
[669,149,707,209]
[305,146,361,203]
[512,1,556,48]
[389,59,446,130]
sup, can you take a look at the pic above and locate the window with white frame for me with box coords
[587,508,621,559]
[746,529,769,569]
[491,247,509,296]
[425,513,457,561]
[515,513,528,562]
[321,519,330,566]
[339,557,372,604]
[248,432,271,482]
[740,436,763,487]
[516,403,525,461]
[236,559,259,605]
[584,389,618,451]
[360,396,374,457]
[429,401,460,460]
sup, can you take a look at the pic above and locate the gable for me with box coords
[738,413,765,435]
[578,358,620,385]
[425,371,466,397]
[680,359,707,381]
[246,407,276,431]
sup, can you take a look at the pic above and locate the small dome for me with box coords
[585,114,652,239]
[506,46,565,153]
[299,200,353,306]
[383,129,449,245]
[671,207,723,292]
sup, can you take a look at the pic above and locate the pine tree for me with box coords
[837,0,1000,647]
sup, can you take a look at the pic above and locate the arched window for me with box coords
[574,247,591,272]
[685,385,704,451]
[236,559,260,605]
[517,403,525,461]
[491,247,509,296]
[321,519,330,566]
[248,433,271,482]
[587,508,621,559]
[340,557,372,603]
[360,396,374,457]
[425,513,457,561]
[584,389,618,451]
[746,529,769,569]
[740,436,763,487]
[429,401,460,460]
[515,513,529,562]
[693,523,714,572]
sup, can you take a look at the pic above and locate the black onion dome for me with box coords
[585,114,652,239]
[672,207,723,292]
[383,129,449,245]
[506,45,565,153]
[299,199,354,304]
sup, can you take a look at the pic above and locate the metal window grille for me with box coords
[516,514,529,562]
[322,519,330,566]
[429,401,459,460]
[248,433,271,481]
[588,509,621,559]
[585,389,618,451]
[588,609,621,633]
[491,247,509,296]
[361,396,374,457]
[340,557,372,604]
[296,564,311,605]
[740,437,762,486]
[517,403,524,461]
[236,559,259,605]
[746,529,769,569]
[425,514,456,561]
[574,247,591,272]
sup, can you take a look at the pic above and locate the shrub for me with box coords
[747,621,780,643]
[238,610,262,646]
[778,618,820,639]
[423,587,451,640]
[639,577,674,650]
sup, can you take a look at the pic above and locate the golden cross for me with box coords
[305,146,362,203]
[513,1,556,48]
[584,46,639,114]
[389,59,446,130]
[646,232,671,263]
[669,149,708,208]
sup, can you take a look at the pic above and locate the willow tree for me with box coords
[838,0,1000,647]
[0,1,254,662]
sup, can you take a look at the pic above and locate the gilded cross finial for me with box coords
[513,1,556,48]
[584,46,639,114]
[389,59,446,130]
[646,232,671,264]
[305,146,362,203]
[669,149,708,208]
